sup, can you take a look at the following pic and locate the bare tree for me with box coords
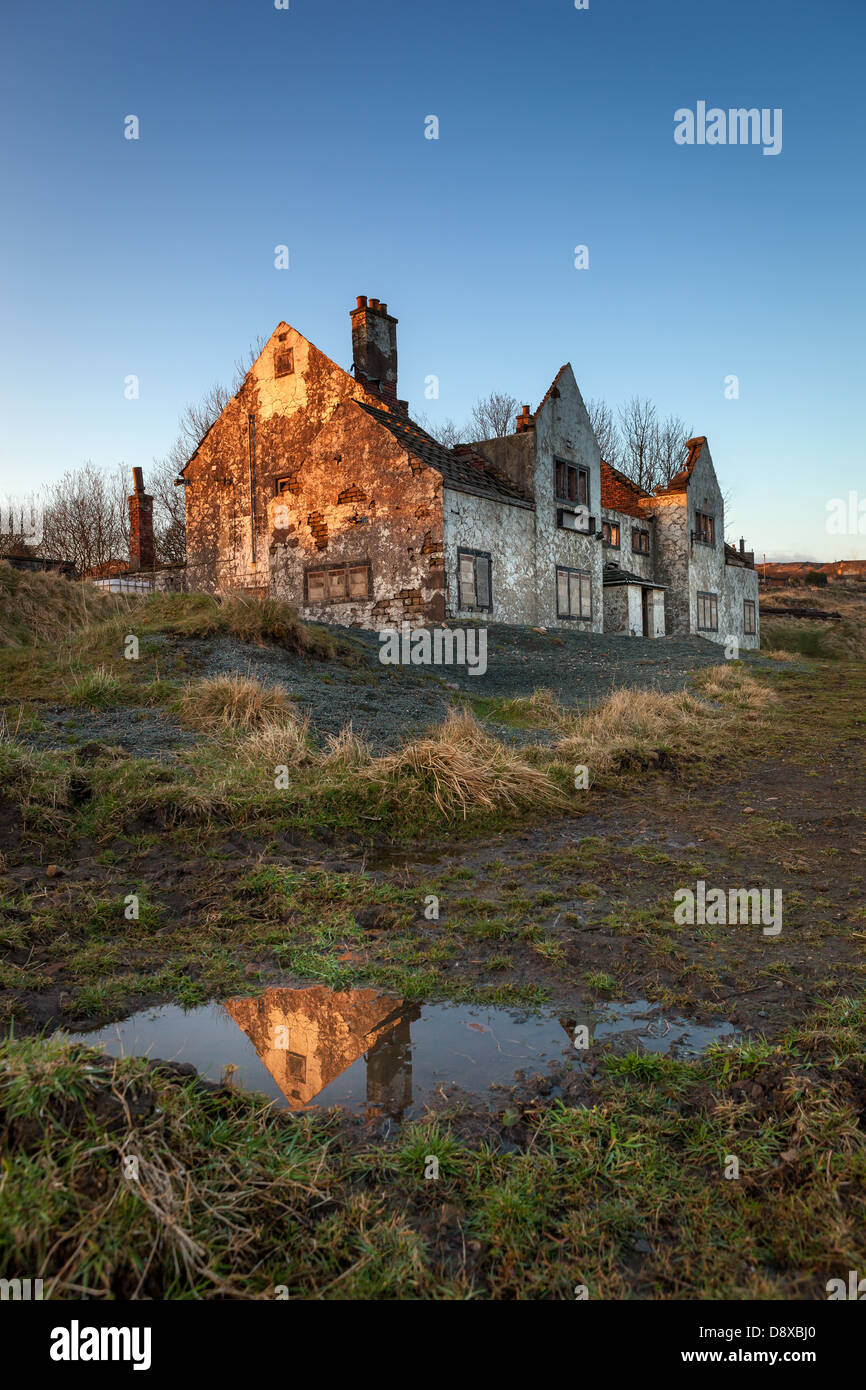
[415,413,471,448]
[588,395,691,492]
[470,390,519,440]
[618,396,660,492]
[654,413,692,487]
[39,462,129,573]
[586,398,621,468]
[150,337,265,565]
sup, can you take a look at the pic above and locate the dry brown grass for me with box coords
[177,674,298,731]
[0,561,126,647]
[321,724,373,768]
[555,664,775,779]
[364,708,564,817]
[236,712,313,768]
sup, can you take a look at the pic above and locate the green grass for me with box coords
[2,998,864,1299]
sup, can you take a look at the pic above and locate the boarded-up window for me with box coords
[457,549,492,610]
[327,569,347,600]
[631,527,650,555]
[275,346,294,378]
[348,565,370,598]
[697,591,718,631]
[744,599,756,635]
[307,570,326,602]
[556,566,592,619]
[307,563,370,603]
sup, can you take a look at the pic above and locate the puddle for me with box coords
[65,987,738,1121]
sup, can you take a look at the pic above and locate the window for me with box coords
[306,563,370,602]
[694,511,715,546]
[275,477,293,494]
[601,520,620,548]
[275,345,294,378]
[307,570,326,602]
[744,599,756,635]
[457,549,492,610]
[327,568,347,600]
[631,527,650,555]
[348,565,369,598]
[556,566,592,620]
[697,591,718,631]
[554,458,589,507]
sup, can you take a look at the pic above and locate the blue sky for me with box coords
[1,0,863,559]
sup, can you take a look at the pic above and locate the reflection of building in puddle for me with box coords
[224,986,419,1118]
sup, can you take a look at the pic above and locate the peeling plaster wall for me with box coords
[650,493,690,636]
[650,588,666,637]
[602,585,629,634]
[685,446,727,641]
[183,324,387,595]
[267,400,445,628]
[720,563,760,650]
[442,489,536,623]
[600,506,655,581]
[532,368,604,631]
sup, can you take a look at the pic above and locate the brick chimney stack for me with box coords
[515,404,535,433]
[351,295,399,407]
[128,467,154,571]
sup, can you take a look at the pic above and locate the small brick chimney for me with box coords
[515,404,535,433]
[351,295,399,406]
[128,467,154,571]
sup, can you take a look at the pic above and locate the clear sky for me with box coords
[1,0,863,560]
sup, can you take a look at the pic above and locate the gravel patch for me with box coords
[19,625,772,760]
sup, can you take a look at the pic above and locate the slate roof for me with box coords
[355,400,535,508]
[602,561,666,589]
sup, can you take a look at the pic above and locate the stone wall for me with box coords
[267,400,445,628]
[531,366,604,631]
[599,505,654,581]
[442,489,536,623]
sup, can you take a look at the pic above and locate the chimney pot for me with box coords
[350,295,398,402]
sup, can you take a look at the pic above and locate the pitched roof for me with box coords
[600,460,652,518]
[534,364,570,417]
[355,400,535,507]
[654,436,707,495]
[602,560,666,589]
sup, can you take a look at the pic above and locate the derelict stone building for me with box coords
[176,298,759,648]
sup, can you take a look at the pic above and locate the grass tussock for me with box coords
[134,590,353,661]
[364,708,564,817]
[177,673,298,731]
[556,664,774,779]
[0,561,126,647]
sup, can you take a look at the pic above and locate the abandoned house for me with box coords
[172,297,759,647]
